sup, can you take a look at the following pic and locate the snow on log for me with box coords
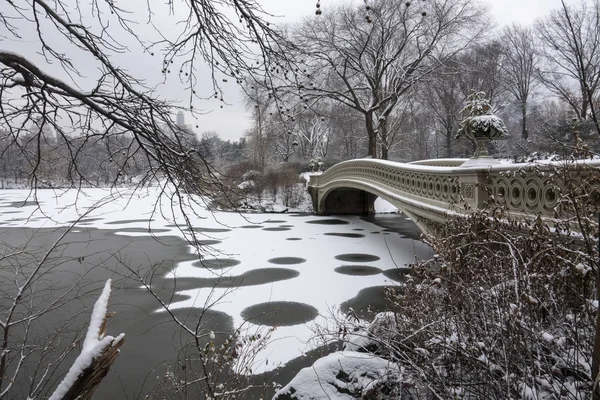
[49,279,125,400]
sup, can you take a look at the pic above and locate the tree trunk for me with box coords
[380,143,388,160]
[581,82,589,119]
[379,119,389,160]
[365,116,377,158]
[446,127,453,158]
[521,103,529,141]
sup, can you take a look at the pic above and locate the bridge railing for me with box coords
[309,158,600,223]
[309,159,467,216]
[407,158,469,167]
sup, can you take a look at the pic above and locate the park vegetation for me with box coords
[1,0,600,399]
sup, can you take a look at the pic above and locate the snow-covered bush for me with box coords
[380,162,599,398]
[146,325,276,400]
[273,351,404,400]
[216,163,311,212]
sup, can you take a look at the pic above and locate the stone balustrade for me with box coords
[308,158,600,233]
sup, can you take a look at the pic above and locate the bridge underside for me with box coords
[318,188,377,215]
[309,183,445,235]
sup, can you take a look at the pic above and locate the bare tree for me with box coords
[325,106,368,162]
[417,58,464,157]
[288,112,331,161]
[501,24,540,141]
[244,85,275,170]
[536,0,600,136]
[0,0,288,208]
[457,40,510,110]
[0,1,291,398]
[271,0,487,159]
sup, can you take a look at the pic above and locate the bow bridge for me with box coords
[308,158,600,234]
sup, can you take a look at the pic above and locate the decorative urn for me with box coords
[456,91,509,158]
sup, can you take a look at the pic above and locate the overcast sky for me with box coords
[2,0,574,141]
[195,0,569,141]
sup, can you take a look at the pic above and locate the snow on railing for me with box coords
[309,158,600,222]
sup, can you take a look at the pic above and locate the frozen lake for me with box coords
[0,186,432,398]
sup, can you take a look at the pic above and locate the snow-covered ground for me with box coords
[0,186,430,373]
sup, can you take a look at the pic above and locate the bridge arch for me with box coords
[314,179,436,234]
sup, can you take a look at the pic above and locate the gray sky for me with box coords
[196,0,567,141]
[2,0,572,141]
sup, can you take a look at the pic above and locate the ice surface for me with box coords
[0,187,425,372]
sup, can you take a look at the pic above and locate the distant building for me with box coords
[176,111,186,129]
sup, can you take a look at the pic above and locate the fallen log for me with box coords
[49,279,125,400]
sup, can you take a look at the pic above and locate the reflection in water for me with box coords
[241,301,319,327]
[362,214,423,240]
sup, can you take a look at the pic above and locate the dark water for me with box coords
[335,265,383,276]
[362,213,425,241]
[335,253,381,262]
[305,218,349,225]
[268,257,306,265]
[324,232,365,238]
[172,268,300,289]
[0,226,202,399]
[105,218,155,225]
[0,211,430,399]
[192,258,241,269]
[241,301,319,327]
